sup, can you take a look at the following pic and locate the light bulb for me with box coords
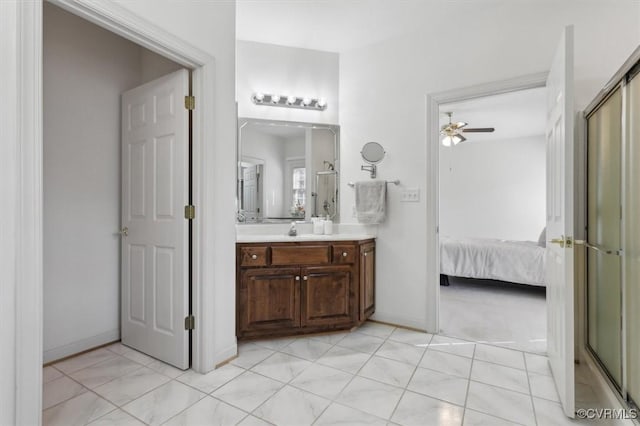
[302,97,312,106]
[254,92,264,102]
[317,98,327,108]
[287,95,297,105]
[442,136,453,147]
[453,134,466,144]
[271,94,280,103]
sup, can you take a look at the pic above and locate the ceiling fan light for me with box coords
[456,121,468,129]
[452,134,466,145]
[442,136,453,147]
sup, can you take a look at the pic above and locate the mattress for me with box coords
[440,236,546,287]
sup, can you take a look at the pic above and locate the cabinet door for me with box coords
[238,268,300,335]
[360,242,375,321]
[300,265,355,327]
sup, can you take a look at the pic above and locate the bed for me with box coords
[440,236,546,287]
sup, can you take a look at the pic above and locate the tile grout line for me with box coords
[464,350,535,426]
[524,351,540,426]
[45,370,127,425]
[50,344,183,425]
[459,342,478,425]
[61,347,202,425]
[307,325,397,423]
[48,323,552,426]
[245,332,348,424]
[387,331,435,423]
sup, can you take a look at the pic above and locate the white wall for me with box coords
[237,40,339,124]
[439,135,546,241]
[140,48,182,82]
[339,1,640,331]
[284,136,306,159]
[44,3,139,361]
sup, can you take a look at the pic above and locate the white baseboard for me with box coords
[43,329,119,364]
[212,342,238,371]
[371,310,429,332]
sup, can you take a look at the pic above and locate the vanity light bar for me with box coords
[252,93,327,111]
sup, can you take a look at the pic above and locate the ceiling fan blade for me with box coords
[462,127,495,133]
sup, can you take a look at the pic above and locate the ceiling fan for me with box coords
[440,112,495,146]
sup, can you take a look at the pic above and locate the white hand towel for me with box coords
[355,180,386,224]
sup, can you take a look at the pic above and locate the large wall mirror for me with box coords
[237,118,340,223]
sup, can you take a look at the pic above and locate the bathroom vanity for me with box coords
[235,117,376,339]
[236,237,375,339]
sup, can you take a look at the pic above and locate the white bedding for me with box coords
[440,236,546,286]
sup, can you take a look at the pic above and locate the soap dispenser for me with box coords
[288,221,297,237]
[313,217,324,235]
[323,215,333,235]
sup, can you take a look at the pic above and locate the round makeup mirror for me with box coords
[361,141,385,164]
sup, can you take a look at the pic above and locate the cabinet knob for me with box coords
[303,276,308,281]
[342,252,348,257]
[251,254,258,260]
[364,252,368,257]
[295,276,300,281]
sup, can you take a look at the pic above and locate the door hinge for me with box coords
[184,205,195,220]
[184,95,195,110]
[184,315,195,330]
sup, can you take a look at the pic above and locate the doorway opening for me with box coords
[437,87,548,354]
[43,3,192,369]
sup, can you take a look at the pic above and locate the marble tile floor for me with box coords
[440,277,547,354]
[43,322,615,426]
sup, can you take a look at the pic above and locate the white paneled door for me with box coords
[545,26,575,418]
[121,69,190,370]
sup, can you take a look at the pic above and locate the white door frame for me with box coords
[2,1,223,422]
[424,72,548,333]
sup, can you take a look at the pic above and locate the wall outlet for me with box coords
[401,188,420,202]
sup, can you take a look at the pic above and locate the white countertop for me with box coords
[236,233,375,243]
[236,223,377,243]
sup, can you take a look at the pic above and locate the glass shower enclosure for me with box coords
[586,60,640,407]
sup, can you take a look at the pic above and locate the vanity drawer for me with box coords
[239,246,268,267]
[271,245,330,266]
[332,244,357,264]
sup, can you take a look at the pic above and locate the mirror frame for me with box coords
[361,141,386,164]
[237,117,340,224]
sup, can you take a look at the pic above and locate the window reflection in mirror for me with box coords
[237,118,339,223]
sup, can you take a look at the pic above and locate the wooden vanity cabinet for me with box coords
[301,265,354,328]
[236,239,375,339]
[360,241,376,321]
[238,267,300,334]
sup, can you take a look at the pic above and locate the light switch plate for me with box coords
[401,188,420,202]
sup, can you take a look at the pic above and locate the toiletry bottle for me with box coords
[288,221,297,236]
[313,217,324,235]
[323,215,333,235]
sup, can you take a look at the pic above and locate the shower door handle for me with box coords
[574,240,622,256]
